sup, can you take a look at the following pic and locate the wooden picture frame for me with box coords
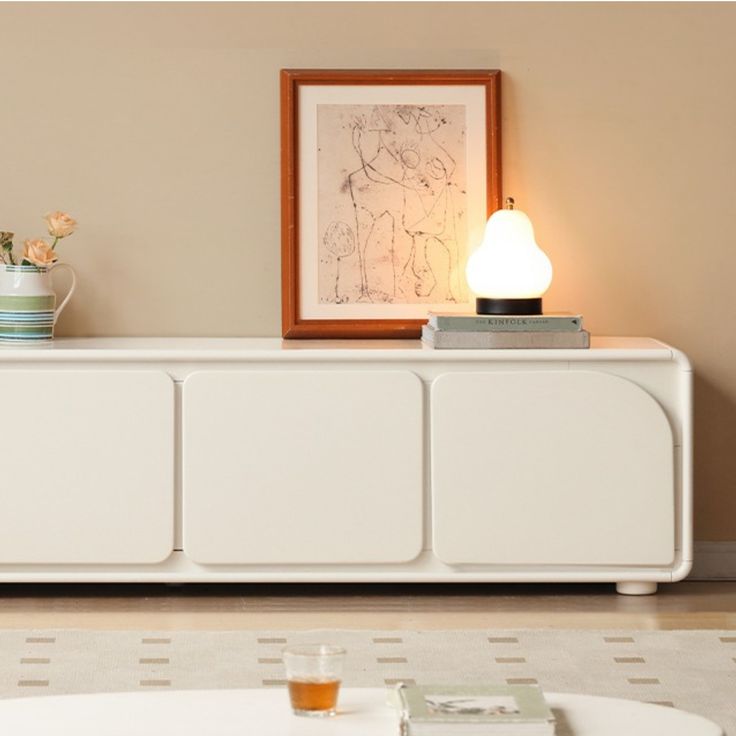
[281,69,501,339]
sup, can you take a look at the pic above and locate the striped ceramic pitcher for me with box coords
[0,264,76,342]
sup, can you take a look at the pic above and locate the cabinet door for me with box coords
[0,370,174,564]
[183,370,423,564]
[431,370,674,566]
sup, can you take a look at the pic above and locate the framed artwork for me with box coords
[281,69,501,339]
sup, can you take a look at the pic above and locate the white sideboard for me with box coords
[0,337,692,594]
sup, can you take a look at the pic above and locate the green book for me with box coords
[392,684,555,735]
[427,312,583,332]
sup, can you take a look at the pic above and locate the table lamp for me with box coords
[465,197,553,315]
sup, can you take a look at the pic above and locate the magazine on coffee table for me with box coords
[392,683,555,735]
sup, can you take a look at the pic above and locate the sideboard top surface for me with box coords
[0,336,688,366]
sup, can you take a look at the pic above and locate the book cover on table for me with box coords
[427,312,583,332]
[392,684,555,735]
[421,325,591,349]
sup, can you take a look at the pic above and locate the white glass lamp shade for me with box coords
[466,207,553,301]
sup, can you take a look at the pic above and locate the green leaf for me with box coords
[0,231,14,250]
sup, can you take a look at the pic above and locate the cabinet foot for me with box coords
[616,581,658,596]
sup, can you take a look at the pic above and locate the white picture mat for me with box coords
[298,85,488,320]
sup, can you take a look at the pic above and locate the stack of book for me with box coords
[421,312,589,349]
[391,683,556,736]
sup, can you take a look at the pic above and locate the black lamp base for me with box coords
[476,297,543,316]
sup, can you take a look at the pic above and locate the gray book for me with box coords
[391,683,555,735]
[427,312,583,332]
[422,325,590,349]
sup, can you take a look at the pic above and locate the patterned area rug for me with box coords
[1,629,734,733]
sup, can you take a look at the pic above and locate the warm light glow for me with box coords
[465,205,553,299]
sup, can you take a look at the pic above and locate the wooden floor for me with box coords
[0,581,734,630]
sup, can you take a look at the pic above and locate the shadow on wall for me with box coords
[693,374,736,540]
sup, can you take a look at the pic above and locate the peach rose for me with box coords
[44,211,77,238]
[23,239,58,268]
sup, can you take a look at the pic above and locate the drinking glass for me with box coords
[282,644,346,717]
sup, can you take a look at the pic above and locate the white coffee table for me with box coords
[0,687,722,735]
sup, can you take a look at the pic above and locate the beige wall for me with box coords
[1,2,735,540]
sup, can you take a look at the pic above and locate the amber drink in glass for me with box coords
[282,644,346,717]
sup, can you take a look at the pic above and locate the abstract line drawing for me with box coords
[317,104,467,306]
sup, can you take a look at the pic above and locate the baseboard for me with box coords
[690,541,736,580]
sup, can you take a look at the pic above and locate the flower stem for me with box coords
[51,236,59,250]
